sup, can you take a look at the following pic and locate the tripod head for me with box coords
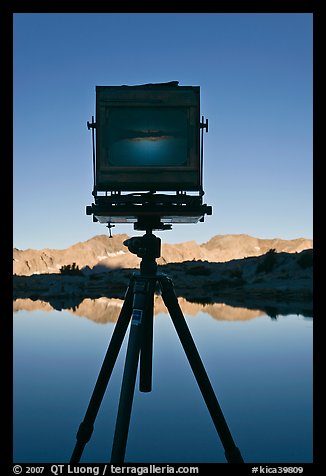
[123,232,161,260]
[124,231,161,276]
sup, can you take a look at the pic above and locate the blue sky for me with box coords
[13,13,313,250]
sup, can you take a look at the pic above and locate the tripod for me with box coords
[70,231,244,464]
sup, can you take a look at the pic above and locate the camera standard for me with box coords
[86,81,212,232]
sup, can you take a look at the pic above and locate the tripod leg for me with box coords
[70,283,134,464]
[139,279,156,392]
[160,276,244,463]
[110,278,150,463]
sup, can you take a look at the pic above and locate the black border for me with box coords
[6,4,319,475]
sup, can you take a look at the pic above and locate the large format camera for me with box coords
[86,81,212,231]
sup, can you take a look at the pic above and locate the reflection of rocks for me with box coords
[13,296,266,322]
[195,303,265,321]
[154,297,265,321]
[196,292,313,319]
[71,298,123,324]
[13,295,310,323]
[13,298,54,313]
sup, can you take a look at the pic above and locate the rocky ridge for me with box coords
[13,233,313,276]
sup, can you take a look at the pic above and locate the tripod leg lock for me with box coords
[131,308,143,326]
[76,421,94,444]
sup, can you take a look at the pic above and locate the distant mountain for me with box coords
[13,233,313,276]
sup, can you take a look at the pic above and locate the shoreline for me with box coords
[13,251,313,318]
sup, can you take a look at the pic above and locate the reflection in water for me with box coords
[13,296,311,323]
[13,297,313,463]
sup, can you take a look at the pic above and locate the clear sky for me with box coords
[13,13,313,250]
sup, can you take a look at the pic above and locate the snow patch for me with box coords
[97,251,126,260]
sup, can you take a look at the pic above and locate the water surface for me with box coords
[13,298,313,463]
